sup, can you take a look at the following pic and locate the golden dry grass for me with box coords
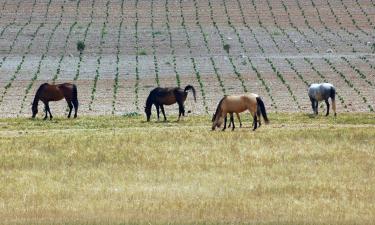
[0,113,374,225]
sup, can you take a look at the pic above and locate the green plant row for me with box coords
[309,0,357,53]
[134,0,140,111]
[112,0,125,114]
[74,0,96,81]
[340,57,374,87]
[339,0,374,39]
[294,0,335,50]
[234,0,276,109]
[179,0,208,113]
[165,0,180,87]
[0,1,22,37]
[324,0,369,47]
[52,0,81,83]
[151,0,160,87]
[358,56,375,72]
[0,0,37,69]
[19,0,65,114]
[89,0,110,111]
[0,0,47,105]
[207,0,247,93]
[323,58,373,112]
[249,0,301,108]
[192,0,226,95]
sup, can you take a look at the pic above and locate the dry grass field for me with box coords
[0,0,375,224]
[1,113,375,224]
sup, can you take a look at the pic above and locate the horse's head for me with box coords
[211,112,224,130]
[144,106,151,122]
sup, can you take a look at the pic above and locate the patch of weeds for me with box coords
[223,44,230,53]
[77,40,85,52]
[138,49,147,55]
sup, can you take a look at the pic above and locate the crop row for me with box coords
[192,0,226,95]
[89,0,110,111]
[249,0,302,107]
[234,0,276,108]
[74,0,96,81]
[208,0,247,93]
[179,0,208,113]
[0,1,22,38]
[0,0,46,105]
[164,0,180,87]
[112,0,125,114]
[338,0,373,39]
[134,0,140,111]
[340,57,374,87]
[20,0,64,114]
[52,0,81,82]
[324,58,373,111]
[151,0,160,87]
[0,0,37,69]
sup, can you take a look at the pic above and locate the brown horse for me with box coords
[145,85,196,121]
[32,83,78,120]
[212,93,269,131]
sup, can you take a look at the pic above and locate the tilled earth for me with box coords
[0,0,374,118]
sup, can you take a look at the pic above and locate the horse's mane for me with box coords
[213,96,227,119]
[145,89,155,111]
[32,83,48,108]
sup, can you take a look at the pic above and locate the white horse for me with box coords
[308,83,336,116]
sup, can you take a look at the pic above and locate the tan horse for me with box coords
[212,93,269,131]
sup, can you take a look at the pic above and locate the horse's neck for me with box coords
[32,95,40,108]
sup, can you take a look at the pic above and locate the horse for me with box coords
[308,83,336,116]
[32,83,78,120]
[145,85,196,122]
[212,93,269,131]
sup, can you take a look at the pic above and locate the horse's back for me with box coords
[223,94,257,112]
[309,83,334,101]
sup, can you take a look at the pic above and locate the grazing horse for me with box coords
[308,83,336,116]
[212,93,269,131]
[32,83,78,119]
[145,85,196,122]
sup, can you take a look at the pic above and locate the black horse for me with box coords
[145,85,196,121]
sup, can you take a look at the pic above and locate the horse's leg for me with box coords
[236,113,242,128]
[156,104,160,121]
[66,99,73,118]
[325,99,330,116]
[43,102,48,120]
[315,100,319,115]
[227,113,232,128]
[160,105,167,121]
[177,102,183,121]
[230,113,235,131]
[222,115,227,131]
[310,98,316,115]
[72,99,79,118]
[46,102,53,120]
[253,114,258,131]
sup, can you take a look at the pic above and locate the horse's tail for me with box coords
[256,97,269,124]
[330,86,336,116]
[184,85,196,102]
